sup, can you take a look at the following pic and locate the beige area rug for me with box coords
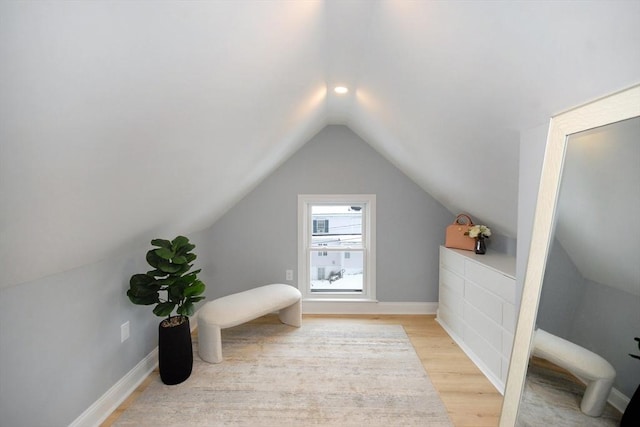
[516,359,621,426]
[115,322,452,426]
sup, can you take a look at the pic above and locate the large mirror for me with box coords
[500,85,640,426]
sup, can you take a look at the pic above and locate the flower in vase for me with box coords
[466,225,491,239]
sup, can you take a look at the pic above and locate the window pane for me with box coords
[309,250,363,292]
[311,205,362,248]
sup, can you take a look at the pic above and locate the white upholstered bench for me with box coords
[532,328,616,417]
[197,283,302,363]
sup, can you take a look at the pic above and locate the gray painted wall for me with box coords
[0,231,211,426]
[201,125,453,303]
[537,240,583,339]
[516,122,548,305]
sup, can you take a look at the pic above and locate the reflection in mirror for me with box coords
[499,85,640,427]
[516,117,640,426]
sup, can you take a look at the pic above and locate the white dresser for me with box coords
[436,245,517,393]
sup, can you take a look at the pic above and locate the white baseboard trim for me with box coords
[70,314,200,427]
[302,301,438,315]
[608,385,630,414]
[69,348,158,427]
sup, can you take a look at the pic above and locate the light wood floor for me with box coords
[102,314,503,427]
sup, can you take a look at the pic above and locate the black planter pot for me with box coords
[158,316,193,385]
[621,384,640,426]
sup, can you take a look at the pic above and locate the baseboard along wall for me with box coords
[301,301,438,315]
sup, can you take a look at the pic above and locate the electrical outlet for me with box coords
[121,321,130,343]
[286,269,293,281]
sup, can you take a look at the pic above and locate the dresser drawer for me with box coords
[502,329,514,359]
[438,304,463,337]
[463,324,502,376]
[440,284,463,316]
[502,302,516,333]
[440,267,464,295]
[463,301,502,352]
[464,280,502,324]
[501,357,511,382]
[440,246,465,275]
[465,260,516,304]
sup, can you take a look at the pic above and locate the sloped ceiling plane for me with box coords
[1,1,639,288]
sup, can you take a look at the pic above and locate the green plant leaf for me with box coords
[177,301,194,316]
[175,244,196,257]
[127,289,159,305]
[151,239,171,249]
[184,280,205,297]
[146,269,164,277]
[156,276,177,286]
[128,274,161,298]
[174,272,197,285]
[172,255,187,264]
[168,283,186,300]
[158,259,181,274]
[172,236,189,249]
[153,302,176,317]
[154,247,175,260]
[172,263,192,276]
[146,250,162,269]
[129,273,153,287]
[128,281,161,296]
[185,253,197,263]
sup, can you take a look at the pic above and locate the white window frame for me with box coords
[297,194,376,302]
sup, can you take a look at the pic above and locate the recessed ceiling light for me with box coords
[334,86,349,94]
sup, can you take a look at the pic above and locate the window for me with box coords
[298,194,376,301]
[313,219,329,234]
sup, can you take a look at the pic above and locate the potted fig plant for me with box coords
[621,337,640,426]
[127,236,206,385]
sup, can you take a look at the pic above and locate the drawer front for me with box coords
[502,302,516,333]
[502,329,514,359]
[438,304,463,337]
[440,267,464,295]
[440,284,463,316]
[440,247,465,275]
[464,280,502,324]
[465,260,516,303]
[463,301,502,352]
[463,324,502,376]
[501,357,511,382]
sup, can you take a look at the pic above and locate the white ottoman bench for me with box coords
[532,328,616,417]
[197,283,302,363]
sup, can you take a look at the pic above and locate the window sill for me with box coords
[302,297,378,303]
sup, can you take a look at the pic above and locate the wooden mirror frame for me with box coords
[499,84,640,426]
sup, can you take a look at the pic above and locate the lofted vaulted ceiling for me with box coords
[1,1,639,288]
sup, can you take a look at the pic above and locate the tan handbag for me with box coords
[445,214,475,251]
